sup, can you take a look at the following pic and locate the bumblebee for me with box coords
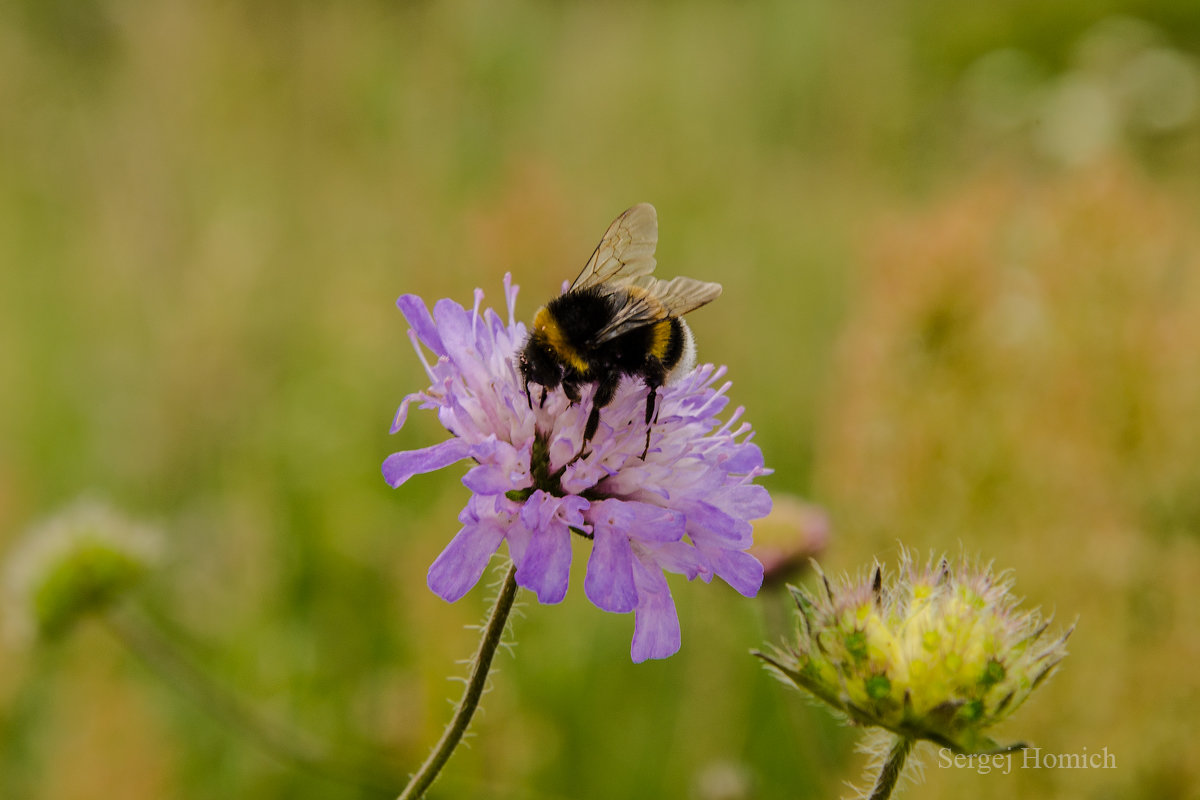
[518,203,721,456]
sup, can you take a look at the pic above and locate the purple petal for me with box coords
[675,390,729,420]
[462,438,530,494]
[637,540,708,580]
[627,504,686,543]
[427,518,506,602]
[721,442,766,474]
[588,498,684,544]
[397,295,445,355]
[520,489,587,531]
[630,555,681,662]
[433,298,477,368]
[382,438,471,487]
[514,493,574,603]
[516,526,572,604]
[390,392,422,434]
[683,500,753,549]
[505,516,531,566]
[715,483,772,522]
[557,494,590,529]
[585,518,637,613]
[701,546,764,597]
[559,452,606,495]
[463,463,525,494]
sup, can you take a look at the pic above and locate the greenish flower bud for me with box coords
[4,500,162,642]
[757,548,1073,754]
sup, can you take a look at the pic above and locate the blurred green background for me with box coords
[3,1,1200,798]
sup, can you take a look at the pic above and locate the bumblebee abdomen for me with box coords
[600,316,692,377]
[653,317,693,372]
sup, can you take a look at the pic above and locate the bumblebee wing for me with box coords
[570,203,658,292]
[632,275,723,317]
[590,289,667,344]
[590,276,722,344]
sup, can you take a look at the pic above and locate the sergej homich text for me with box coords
[938,746,1117,775]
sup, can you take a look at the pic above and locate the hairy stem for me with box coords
[398,562,520,800]
[103,607,400,793]
[868,735,914,800]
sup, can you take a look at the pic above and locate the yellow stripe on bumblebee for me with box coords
[533,307,590,375]
[649,319,673,362]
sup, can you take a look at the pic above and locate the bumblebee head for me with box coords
[518,328,563,394]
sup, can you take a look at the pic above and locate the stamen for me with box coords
[408,328,438,383]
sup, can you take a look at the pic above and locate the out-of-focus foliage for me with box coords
[1,1,1198,799]
[817,160,1200,799]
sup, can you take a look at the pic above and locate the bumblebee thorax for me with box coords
[533,306,590,374]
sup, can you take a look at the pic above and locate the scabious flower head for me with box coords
[383,276,771,662]
[4,499,162,642]
[757,548,1072,753]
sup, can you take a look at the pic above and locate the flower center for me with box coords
[503,435,599,540]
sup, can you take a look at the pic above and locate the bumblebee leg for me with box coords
[641,361,667,459]
[641,385,659,459]
[539,387,548,408]
[644,385,657,424]
[524,381,533,409]
[583,375,619,449]
[584,407,600,445]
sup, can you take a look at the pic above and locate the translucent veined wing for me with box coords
[570,203,659,292]
[589,275,723,345]
[631,275,722,318]
[587,291,666,345]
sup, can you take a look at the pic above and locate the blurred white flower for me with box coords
[4,499,161,643]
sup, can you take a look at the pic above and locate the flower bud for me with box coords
[757,548,1072,753]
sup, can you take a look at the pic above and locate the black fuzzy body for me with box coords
[518,286,691,449]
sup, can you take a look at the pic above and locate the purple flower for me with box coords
[383,276,771,662]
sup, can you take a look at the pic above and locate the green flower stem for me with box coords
[102,606,399,793]
[868,735,914,800]
[398,562,520,800]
